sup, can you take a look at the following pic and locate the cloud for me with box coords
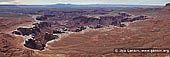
[0,0,21,4]
[0,0,15,2]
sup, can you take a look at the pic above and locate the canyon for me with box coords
[0,3,170,57]
[13,12,149,50]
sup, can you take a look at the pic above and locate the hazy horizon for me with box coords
[0,0,169,5]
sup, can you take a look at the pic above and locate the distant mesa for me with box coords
[164,3,170,10]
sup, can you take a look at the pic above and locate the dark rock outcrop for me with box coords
[13,22,58,50]
[70,14,148,28]
[14,22,51,36]
[71,16,122,27]
[12,30,22,35]
[53,30,65,34]
[17,28,33,36]
[121,18,133,22]
[37,22,52,28]
[44,14,55,17]
[164,3,170,10]
[99,16,115,25]
[36,16,48,21]
[24,32,58,50]
[24,39,45,50]
[121,15,148,22]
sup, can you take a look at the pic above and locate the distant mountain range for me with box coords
[0,4,163,8]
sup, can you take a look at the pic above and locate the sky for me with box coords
[0,0,169,5]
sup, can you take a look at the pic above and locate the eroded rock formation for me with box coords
[13,12,149,50]
[13,22,58,50]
